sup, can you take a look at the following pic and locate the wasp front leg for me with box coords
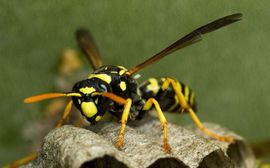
[101,93,133,149]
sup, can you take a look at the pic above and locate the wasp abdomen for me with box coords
[139,77,197,112]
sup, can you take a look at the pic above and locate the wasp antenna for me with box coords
[24,92,82,103]
[66,92,82,97]
[24,93,68,103]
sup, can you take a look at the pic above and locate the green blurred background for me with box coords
[1,0,270,164]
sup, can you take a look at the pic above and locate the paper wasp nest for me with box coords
[23,117,255,168]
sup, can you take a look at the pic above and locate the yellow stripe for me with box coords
[79,87,96,94]
[89,74,112,84]
[147,78,159,95]
[184,85,190,101]
[119,69,126,75]
[118,66,127,70]
[190,92,195,105]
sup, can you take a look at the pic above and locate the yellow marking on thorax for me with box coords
[119,69,126,75]
[120,81,127,91]
[95,115,102,121]
[111,71,118,74]
[118,66,127,70]
[79,87,96,94]
[89,74,112,84]
[147,78,159,95]
[81,102,97,118]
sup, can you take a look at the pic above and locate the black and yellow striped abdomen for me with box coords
[139,77,197,113]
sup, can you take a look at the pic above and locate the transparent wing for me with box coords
[76,28,103,70]
[128,13,242,75]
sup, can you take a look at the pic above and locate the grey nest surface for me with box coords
[24,116,256,168]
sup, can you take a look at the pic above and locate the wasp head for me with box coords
[71,78,111,124]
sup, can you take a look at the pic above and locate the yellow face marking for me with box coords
[79,87,96,94]
[147,78,159,95]
[78,99,81,104]
[89,74,112,84]
[81,102,97,118]
[119,69,126,76]
[95,115,102,121]
[119,81,127,91]
[95,98,98,104]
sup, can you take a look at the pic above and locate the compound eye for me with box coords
[98,83,107,92]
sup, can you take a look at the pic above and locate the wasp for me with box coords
[6,13,242,167]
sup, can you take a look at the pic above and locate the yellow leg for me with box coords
[4,152,37,168]
[74,115,85,127]
[101,93,136,150]
[5,101,74,168]
[143,98,171,153]
[56,100,73,128]
[162,78,235,143]
[116,98,132,149]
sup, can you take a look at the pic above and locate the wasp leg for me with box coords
[101,92,133,150]
[4,152,37,168]
[5,101,73,167]
[56,100,73,128]
[143,98,171,153]
[116,98,132,149]
[74,115,85,127]
[162,78,235,143]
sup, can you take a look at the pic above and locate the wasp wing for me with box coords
[128,13,242,75]
[76,28,103,70]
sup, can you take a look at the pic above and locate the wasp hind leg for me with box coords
[162,78,235,143]
[142,98,171,153]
